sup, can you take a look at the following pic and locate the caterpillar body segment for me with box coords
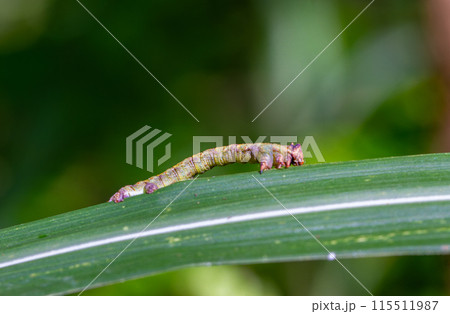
[109,143,304,203]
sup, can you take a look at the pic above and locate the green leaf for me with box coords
[1,153,449,295]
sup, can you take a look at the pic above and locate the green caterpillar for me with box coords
[109,143,304,203]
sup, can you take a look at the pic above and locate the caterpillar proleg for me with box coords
[109,143,304,203]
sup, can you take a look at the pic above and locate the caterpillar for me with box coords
[109,143,304,203]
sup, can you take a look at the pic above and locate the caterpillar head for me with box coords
[288,143,304,166]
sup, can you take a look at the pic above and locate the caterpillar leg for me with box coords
[288,143,304,166]
[259,159,273,173]
[255,145,274,174]
[274,152,287,169]
[258,143,304,172]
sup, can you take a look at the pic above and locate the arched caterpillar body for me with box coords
[109,143,304,203]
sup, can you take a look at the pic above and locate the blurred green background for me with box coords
[0,0,449,295]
